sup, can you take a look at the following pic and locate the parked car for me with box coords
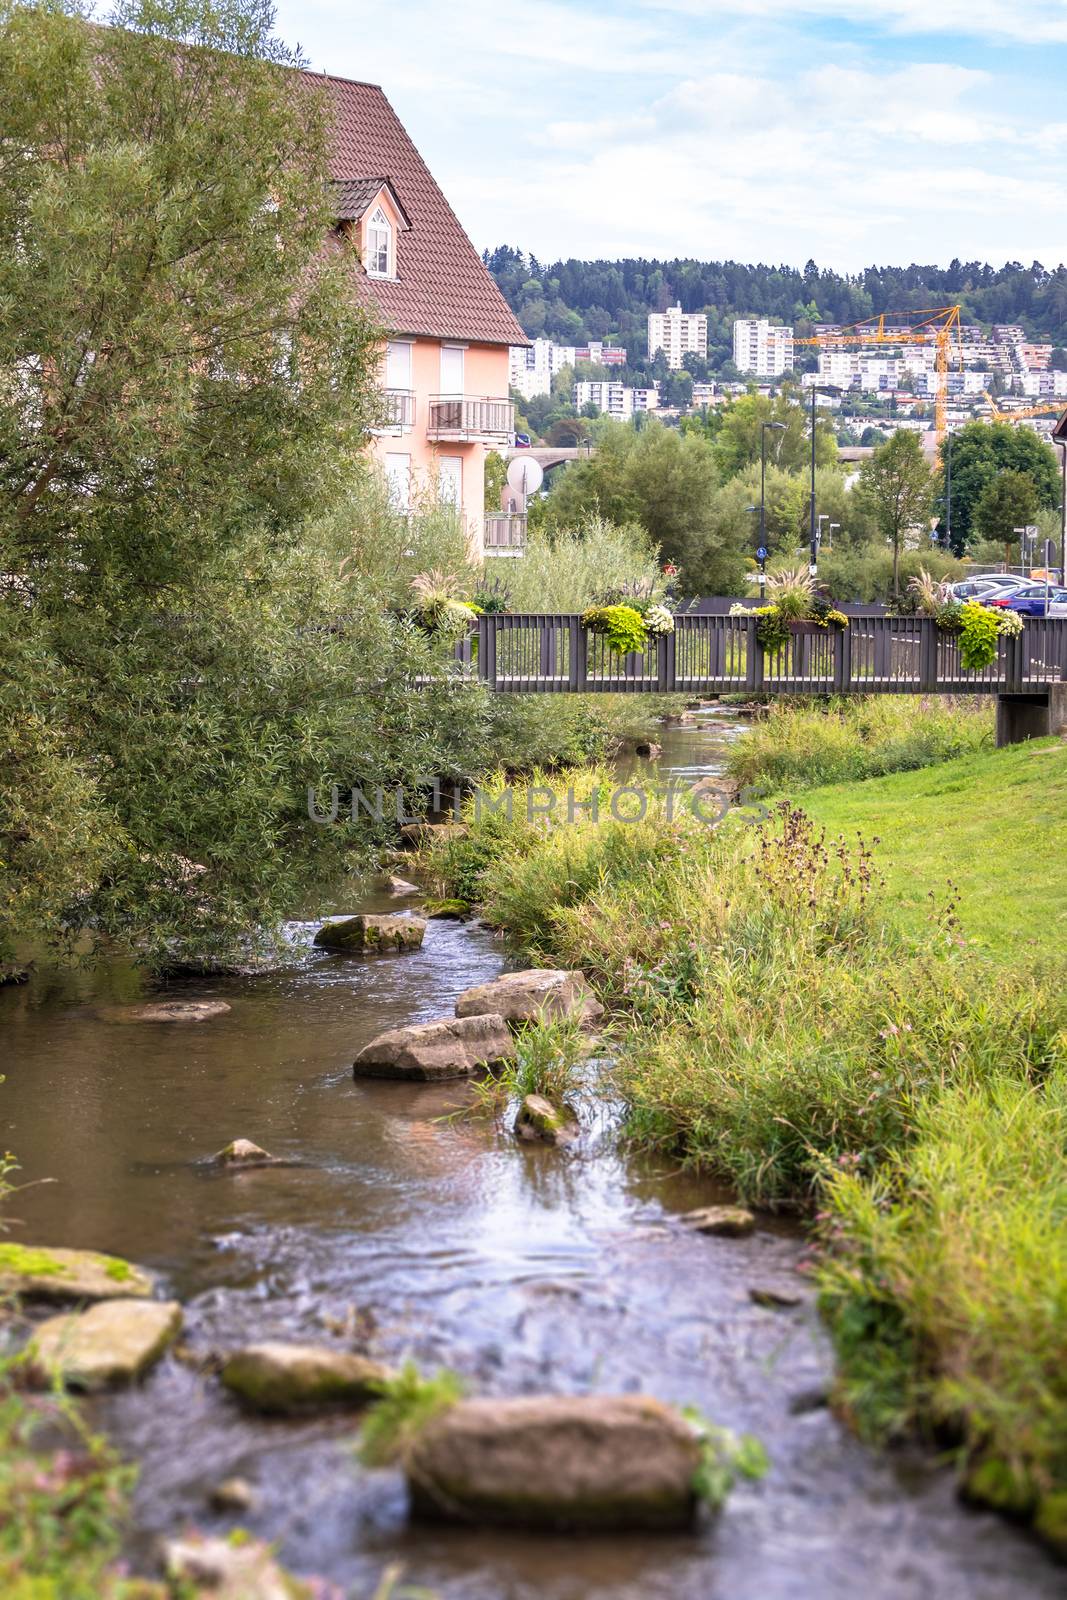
[949,577,1018,600]
[995,588,1067,618]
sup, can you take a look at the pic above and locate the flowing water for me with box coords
[1,707,1059,1599]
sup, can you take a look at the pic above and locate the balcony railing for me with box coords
[375,387,415,432]
[427,394,514,442]
[484,513,527,553]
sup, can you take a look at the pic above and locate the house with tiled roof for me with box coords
[319,73,528,558]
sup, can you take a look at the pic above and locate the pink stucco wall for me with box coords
[368,337,510,560]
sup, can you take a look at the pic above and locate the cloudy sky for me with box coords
[274,0,1067,271]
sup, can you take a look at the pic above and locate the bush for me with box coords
[726,698,993,793]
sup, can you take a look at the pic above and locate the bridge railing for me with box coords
[462,613,1067,695]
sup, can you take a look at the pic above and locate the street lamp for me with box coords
[1057,436,1067,587]
[809,385,841,577]
[828,521,840,551]
[758,420,786,601]
[943,428,954,552]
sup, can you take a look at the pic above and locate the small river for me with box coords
[1,708,1059,1599]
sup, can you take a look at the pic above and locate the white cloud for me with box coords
[651,0,1067,46]
[275,0,1067,269]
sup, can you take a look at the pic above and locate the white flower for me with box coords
[645,604,675,635]
[996,610,1023,637]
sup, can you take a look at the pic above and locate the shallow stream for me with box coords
[1,708,1059,1598]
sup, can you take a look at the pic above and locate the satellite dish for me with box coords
[506,456,544,498]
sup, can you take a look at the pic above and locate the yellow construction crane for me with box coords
[981,390,1064,424]
[795,305,963,445]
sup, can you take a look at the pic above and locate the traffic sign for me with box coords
[756,546,768,562]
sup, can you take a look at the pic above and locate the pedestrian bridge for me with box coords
[454,613,1067,744]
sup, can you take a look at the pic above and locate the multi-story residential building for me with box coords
[509,339,628,400]
[1020,370,1067,398]
[732,318,794,377]
[1019,344,1053,371]
[574,381,659,419]
[648,303,708,368]
[323,74,527,558]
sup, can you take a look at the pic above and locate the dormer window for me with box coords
[366,207,392,278]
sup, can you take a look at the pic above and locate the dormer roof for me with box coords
[313,72,528,348]
[332,177,411,229]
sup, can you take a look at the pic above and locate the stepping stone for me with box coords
[455,969,603,1027]
[102,999,230,1022]
[220,1342,392,1414]
[314,913,425,953]
[680,1205,756,1238]
[405,1395,702,1531]
[29,1298,182,1390]
[0,1244,154,1303]
[354,1013,515,1081]
[514,1093,579,1146]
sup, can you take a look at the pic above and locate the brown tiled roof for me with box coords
[314,72,528,349]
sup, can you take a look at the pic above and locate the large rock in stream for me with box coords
[405,1395,702,1531]
[514,1093,578,1146]
[314,913,425,954]
[455,969,603,1028]
[221,1341,392,1414]
[0,1243,155,1303]
[28,1298,182,1390]
[354,1013,515,1080]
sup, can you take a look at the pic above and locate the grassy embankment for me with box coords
[419,723,1067,1554]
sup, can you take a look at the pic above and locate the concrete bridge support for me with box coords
[996,684,1067,747]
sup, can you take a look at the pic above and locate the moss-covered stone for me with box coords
[1034,1490,1067,1558]
[313,914,425,954]
[514,1093,579,1146]
[0,1243,154,1302]
[424,899,471,919]
[680,1205,756,1239]
[220,1342,393,1414]
[960,1454,1036,1515]
[29,1298,182,1390]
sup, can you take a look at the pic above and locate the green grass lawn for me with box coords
[779,738,1067,957]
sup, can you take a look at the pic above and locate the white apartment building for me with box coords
[648,303,707,368]
[574,380,659,419]
[732,318,794,377]
[1020,370,1067,398]
[509,338,629,399]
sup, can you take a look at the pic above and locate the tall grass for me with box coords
[819,1070,1067,1551]
[501,517,661,613]
[727,697,993,793]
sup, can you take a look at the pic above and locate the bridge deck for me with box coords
[458,613,1067,696]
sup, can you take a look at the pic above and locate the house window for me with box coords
[440,345,465,393]
[385,340,412,388]
[437,455,462,509]
[366,207,392,278]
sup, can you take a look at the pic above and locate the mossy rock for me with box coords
[0,1243,153,1303]
[29,1299,182,1391]
[424,899,471,920]
[313,914,425,954]
[960,1454,1036,1516]
[514,1093,579,1146]
[221,1342,393,1414]
[1034,1490,1067,1558]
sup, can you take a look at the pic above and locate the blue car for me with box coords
[992,588,1067,618]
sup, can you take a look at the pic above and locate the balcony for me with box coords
[427,394,514,443]
[374,387,415,433]
[484,513,526,555]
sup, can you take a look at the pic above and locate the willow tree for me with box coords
[0,0,396,967]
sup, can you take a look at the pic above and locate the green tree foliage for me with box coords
[698,390,837,480]
[973,470,1040,558]
[854,432,935,594]
[0,1,473,970]
[937,421,1061,553]
[532,420,746,592]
